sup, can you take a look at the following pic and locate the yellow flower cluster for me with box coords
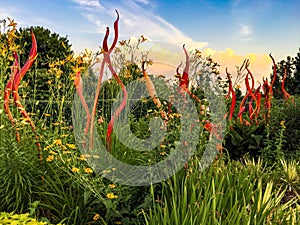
[84,167,93,174]
[280,120,286,129]
[46,155,54,162]
[44,139,77,150]
[106,193,118,199]
[0,18,20,58]
[79,154,86,161]
[70,48,93,79]
[93,213,100,221]
[108,184,116,189]
[43,139,78,164]
[65,143,76,149]
[70,167,94,174]
[71,167,80,173]
[53,139,62,145]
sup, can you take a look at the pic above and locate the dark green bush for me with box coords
[268,96,300,158]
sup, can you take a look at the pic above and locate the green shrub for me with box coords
[268,97,300,158]
[0,211,59,225]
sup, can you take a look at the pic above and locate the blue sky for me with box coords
[1,0,299,80]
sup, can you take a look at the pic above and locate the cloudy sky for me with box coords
[1,0,299,82]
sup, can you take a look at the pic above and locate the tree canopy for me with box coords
[15,26,73,70]
[271,48,300,98]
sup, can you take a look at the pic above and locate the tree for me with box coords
[14,27,78,103]
[293,48,300,94]
[15,26,73,70]
[271,48,300,98]
[12,26,85,124]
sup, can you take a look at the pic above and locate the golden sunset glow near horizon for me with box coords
[1,0,299,87]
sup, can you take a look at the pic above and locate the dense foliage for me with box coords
[271,48,300,97]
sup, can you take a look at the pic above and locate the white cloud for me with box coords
[0,6,24,25]
[72,0,104,10]
[0,5,60,31]
[71,0,207,51]
[133,0,150,5]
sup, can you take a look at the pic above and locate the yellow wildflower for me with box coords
[66,143,76,149]
[62,150,71,154]
[71,167,80,173]
[53,139,62,145]
[72,64,85,74]
[46,155,54,162]
[49,150,57,155]
[93,213,100,221]
[60,134,69,138]
[235,84,241,89]
[280,120,286,129]
[66,54,73,62]
[43,145,52,151]
[173,113,181,118]
[115,222,122,225]
[79,155,86,161]
[106,193,118,199]
[48,62,56,68]
[84,168,93,174]
[108,184,116,189]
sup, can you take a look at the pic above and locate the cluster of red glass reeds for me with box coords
[4,11,294,158]
[4,29,41,159]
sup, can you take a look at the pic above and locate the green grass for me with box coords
[144,158,300,225]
